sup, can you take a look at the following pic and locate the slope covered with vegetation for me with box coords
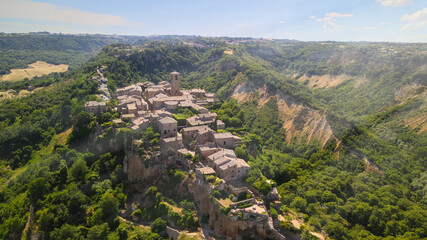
[0,36,425,239]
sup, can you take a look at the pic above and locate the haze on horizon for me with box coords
[0,0,426,42]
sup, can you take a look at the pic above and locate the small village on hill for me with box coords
[84,70,289,239]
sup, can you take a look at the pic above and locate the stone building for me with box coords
[186,113,218,126]
[158,117,178,138]
[117,85,142,97]
[117,95,147,114]
[84,101,107,114]
[216,120,226,130]
[207,149,250,182]
[131,117,150,132]
[213,132,241,149]
[170,71,181,96]
[160,135,183,156]
[182,125,212,142]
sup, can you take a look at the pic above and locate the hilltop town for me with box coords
[84,70,286,239]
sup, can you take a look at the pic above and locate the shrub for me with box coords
[211,190,221,199]
[205,175,216,183]
[280,221,301,234]
[151,217,167,234]
[238,202,254,209]
[270,208,278,220]
[221,206,231,215]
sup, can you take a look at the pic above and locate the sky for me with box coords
[0,0,426,42]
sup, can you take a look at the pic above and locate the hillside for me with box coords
[0,37,426,240]
[0,33,150,77]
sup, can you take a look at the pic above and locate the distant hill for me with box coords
[0,33,150,75]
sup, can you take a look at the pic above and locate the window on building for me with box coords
[224,141,226,145]
[164,130,167,134]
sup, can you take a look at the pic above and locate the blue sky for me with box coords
[0,0,426,42]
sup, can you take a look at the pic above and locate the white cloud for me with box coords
[401,8,427,30]
[310,12,353,30]
[0,0,141,27]
[324,21,341,29]
[376,0,412,6]
[278,21,285,24]
[401,8,427,21]
[379,22,393,25]
[326,12,354,18]
[401,21,427,30]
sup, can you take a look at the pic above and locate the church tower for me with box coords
[170,71,181,96]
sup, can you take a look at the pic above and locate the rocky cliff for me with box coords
[233,82,336,148]
[194,181,284,240]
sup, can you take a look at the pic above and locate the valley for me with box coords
[0,34,425,240]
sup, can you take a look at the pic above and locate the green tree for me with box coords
[87,223,110,240]
[28,177,50,204]
[150,217,167,234]
[70,159,88,182]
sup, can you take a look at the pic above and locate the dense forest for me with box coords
[0,36,426,239]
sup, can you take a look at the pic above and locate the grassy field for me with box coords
[0,61,68,81]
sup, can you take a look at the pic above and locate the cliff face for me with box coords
[208,206,271,240]
[123,152,169,187]
[233,82,336,148]
[194,182,283,240]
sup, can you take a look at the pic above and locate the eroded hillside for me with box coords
[233,81,336,147]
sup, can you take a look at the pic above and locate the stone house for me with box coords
[207,149,250,182]
[131,117,150,132]
[186,113,218,126]
[194,128,215,146]
[145,86,166,98]
[117,85,142,97]
[117,96,147,114]
[196,167,216,181]
[84,101,107,114]
[190,88,206,98]
[213,132,241,149]
[176,148,195,169]
[216,120,225,130]
[196,144,221,159]
[182,125,212,143]
[160,135,183,156]
[158,117,178,138]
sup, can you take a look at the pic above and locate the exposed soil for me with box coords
[405,113,427,134]
[296,74,352,89]
[232,82,336,147]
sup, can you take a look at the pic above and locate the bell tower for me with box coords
[170,71,180,96]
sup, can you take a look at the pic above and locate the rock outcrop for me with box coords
[194,181,284,240]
